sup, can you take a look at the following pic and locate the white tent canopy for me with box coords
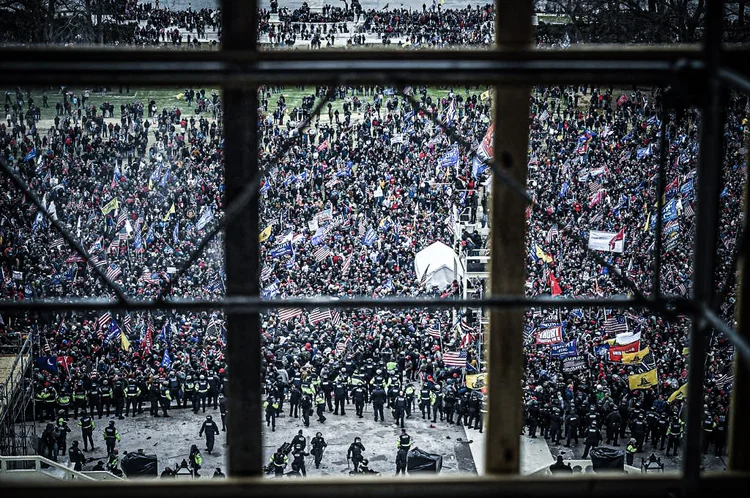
[414,242,465,290]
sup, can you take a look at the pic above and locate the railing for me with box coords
[0,455,96,481]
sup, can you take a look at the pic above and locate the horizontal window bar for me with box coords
[0,473,747,497]
[6,47,748,86]
[0,295,688,313]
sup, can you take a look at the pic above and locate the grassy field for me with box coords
[5,85,485,125]
[6,84,624,128]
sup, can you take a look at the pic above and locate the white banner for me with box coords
[588,230,625,253]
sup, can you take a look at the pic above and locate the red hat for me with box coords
[219,368,225,374]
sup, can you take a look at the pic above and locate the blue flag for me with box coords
[24,149,37,162]
[161,349,172,369]
[34,355,58,373]
[663,198,679,222]
[145,222,155,245]
[107,320,121,343]
[559,181,569,198]
[361,227,377,246]
[270,242,293,258]
[439,145,460,169]
[550,339,578,359]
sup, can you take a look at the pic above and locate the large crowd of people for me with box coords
[0,0,746,478]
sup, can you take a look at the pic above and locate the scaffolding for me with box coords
[0,335,35,457]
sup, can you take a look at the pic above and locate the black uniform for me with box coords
[347,440,365,472]
[301,395,313,427]
[419,387,431,419]
[289,386,301,418]
[311,435,327,469]
[582,425,602,458]
[291,447,309,476]
[352,386,367,417]
[199,418,220,454]
[78,415,95,451]
[371,387,386,422]
[565,412,580,446]
[68,444,86,471]
[605,410,622,445]
[334,383,347,415]
[394,395,407,428]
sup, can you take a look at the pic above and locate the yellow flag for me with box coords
[622,346,651,364]
[628,368,658,390]
[121,332,131,352]
[100,198,119,215]
[480,90,491,101]
[682,347,689,356]
[668,383,688,403]
[148,179,153,191]
[535,244,552,263]
[643,211,651,232]
[259,224,273,243]
[163,203,176,221]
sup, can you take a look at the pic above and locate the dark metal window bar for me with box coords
[0,0,749,493]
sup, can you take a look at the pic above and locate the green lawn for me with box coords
[3,87,220,123]
[6,86,480,124]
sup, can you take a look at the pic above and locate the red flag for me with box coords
[549,271,562,296]
[317,139,329,152]
[58,355,74,372]
[141,327,153,356]
[608,341,640,362]
[609,227,625,250]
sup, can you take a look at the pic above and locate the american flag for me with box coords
[50,238,65,250]
[426,324,441,338]
[314,246,331,262]
[341,253,353,275]
[587,180,603,197]
[278,308,303,322]
[546,224,559,244]
[331,310,342,326]
[309,308,332,324]
[43,340,52,355]
[123,313,132,336]
[676,282,688,295]
[261,265,273,281]
[590,211,604,224]
[116,210,128,228]
[91,255,107,268]
[97,312,112,330]
[107,237,120,253]
[118,227,129,242]
[714,373,734,389]
[66,253,85,263]
[604,316,628,335]
[106,263,122,281]
[335,336,350,355]
[684,202,695,217]
[443,350,467,367]
[140,272,160,285]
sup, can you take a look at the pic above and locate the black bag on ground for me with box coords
[406,448,443,473]
[589,447,625,472]
[120,452,158,477]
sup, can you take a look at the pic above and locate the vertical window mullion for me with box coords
[486,0,533,476]
[222,0,262,477]
[728,138,750,472]
[683,0,725,485]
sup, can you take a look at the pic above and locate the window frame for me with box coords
[0,0,749,492]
